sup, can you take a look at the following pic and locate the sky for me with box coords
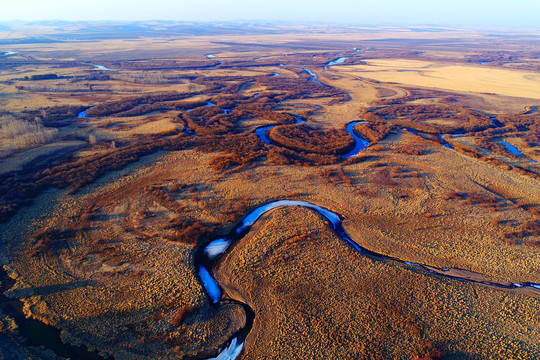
[1,0,539,28]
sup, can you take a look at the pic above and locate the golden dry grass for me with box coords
[339,59,540,99]
[1,28,540,359]
[216,206,540,359]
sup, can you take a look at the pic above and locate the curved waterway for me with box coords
[302,68,323,85]
[200,200,540,360]
[254,116,304,146]
[343,121,369,158]
[255,118,369,159]
[326,57,348,67]
[77,109,94,119]
[199,199,540,359]
[82,63,120,71]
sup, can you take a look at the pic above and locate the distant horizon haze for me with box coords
[1,0,540,29]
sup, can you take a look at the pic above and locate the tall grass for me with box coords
[0,115,58,157]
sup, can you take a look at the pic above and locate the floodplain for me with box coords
[0,22,539,359]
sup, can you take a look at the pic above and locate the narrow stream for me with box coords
[82,63,120,71]
[500,140,522,156]
[342,121,369,158]
[326,57,348,67]
[490,116,504,128]
[302,68,323,85]
[254,116,305,146]
[77,109,94,119]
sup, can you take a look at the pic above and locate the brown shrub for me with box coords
[524,240,540,248]
[164,220,214,245]
[268,124,354,155]
[267,147,340,167]
[171,305,197,327]
[443,191,465,200]
[209,154,243,172]
[318,168,352,186]
[354,123,394,144]
[398,145,423,156]
[170,183,186,192]
[372,168,397,187]
[522,220,540,235]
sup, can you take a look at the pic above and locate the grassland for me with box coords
[0,22,539,359]
[339,59,540,100]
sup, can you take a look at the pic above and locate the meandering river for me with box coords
[199,199,540,359]
[255,118,369,159]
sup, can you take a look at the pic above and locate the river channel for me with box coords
[198,200,540,359]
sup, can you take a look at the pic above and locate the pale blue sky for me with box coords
[2,0,539,28]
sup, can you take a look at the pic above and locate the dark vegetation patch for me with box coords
[24,73,59,80]
[267,147,340,167]
[268,124,355,155]
[19,105,88,127]
[354,123,395,144]
[373,104,492,134]
[164,218,215,245]
[318,167,353,186]
[85,92,198,117]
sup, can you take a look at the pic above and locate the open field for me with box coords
[1,22,540,359]
[339,59,540,99]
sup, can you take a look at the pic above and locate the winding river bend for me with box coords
[343,121,369,158]
[302,68,323,85]
[82,63,120,71]
[200,200,540,359]
[326,57,348,67]
[255,118,369,158]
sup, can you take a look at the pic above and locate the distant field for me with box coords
[340,59,540,99]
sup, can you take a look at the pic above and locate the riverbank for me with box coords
[215,206,540,359]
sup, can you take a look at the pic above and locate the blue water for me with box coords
[77,110,94,119]
[303,68,323,85]
[199,266,221,303]
[342,121,369,159]
[255,125,275,145]
[326,57,348,67]
[490,117,503,128]
[205,239,231,259]
[84,63,119,71]
[436,134,454,149]
[207,337,244,360]
[500,140,523,156]
[235,200,342,237]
